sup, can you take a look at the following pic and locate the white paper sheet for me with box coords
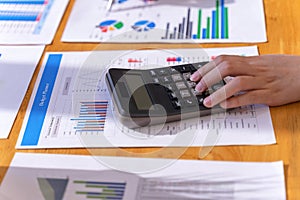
[62,0,267,43]
[0,0,69,44]
[0,152,286,199]
[16,46,276,149]
[0,45,44,139]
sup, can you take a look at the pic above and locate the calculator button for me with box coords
[180,98,196,107]
[160,76,172,84]
[212,83,223,91]
[192,89,202,96]
[149,70,157,76]
[157,69,168,76]
[172,101,181,109]
[179,90,191,98]
[153,77,160,84]
[164,84,175,92]
[171,74,182,82]
[197,97,205,106]
[168,92,177,100]
[170,67,178,74]
[182,72,191,80]
[175,82,187,90]
[179,65,190,73]
[187,81,197,88]
[205,89,214,96]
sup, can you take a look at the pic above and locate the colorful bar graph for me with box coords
[71,101,108,132]
[0,0,54,34]
[163,0,229,40]
[74,180,126,200]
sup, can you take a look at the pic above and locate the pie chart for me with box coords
[132,20,156,32]
[97,20,124,32]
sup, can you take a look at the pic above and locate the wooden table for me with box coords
[1,0,300,199]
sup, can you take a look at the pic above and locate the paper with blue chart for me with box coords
[0,45,44,139]
[15,46,276,149]
[0,153,286,199]
[0,0,69,44]
[62,0,266,43]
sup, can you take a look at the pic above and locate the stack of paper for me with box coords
[0,153,286,199]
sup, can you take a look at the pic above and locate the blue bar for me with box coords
[87,197,122,200]
[212,10,216,39]
[221,0,225,38]
[0,0,46,4]
[202,29,206,39]
[0,11,39,21]
[86,191,124,196]
[82,101,108,104]
[84,181,126,186]
[21,54,62,146]
[71,118,106,121]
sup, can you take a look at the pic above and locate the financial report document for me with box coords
[62,0,267,43]
[0,0,69,44]
[16,46,276,149]
[0,153,286,199]
[0,45,44,139]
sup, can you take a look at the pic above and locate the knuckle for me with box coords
[216,55,229,63]
[219,61,234,74]
[232,77,246,91]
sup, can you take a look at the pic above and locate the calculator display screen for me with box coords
[125,74,152,110]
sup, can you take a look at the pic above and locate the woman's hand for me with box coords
[190,55,300,108]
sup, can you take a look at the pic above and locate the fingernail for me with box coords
[190,72,198,81]
[204,96,212,107]
[195,82,205,92]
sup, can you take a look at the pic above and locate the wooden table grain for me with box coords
[1,0,300,199]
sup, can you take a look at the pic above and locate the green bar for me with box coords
[225,7,229,38]
[197,9,202,39]
[74,180,86,184]
[216,0,219,38]
[206,17,210,39]
[86,185,107,188]
[76,191,89,195]
[103,189,119,193]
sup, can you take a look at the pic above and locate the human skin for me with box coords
[190,54,300,108]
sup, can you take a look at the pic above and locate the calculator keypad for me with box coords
[149,63,223,111]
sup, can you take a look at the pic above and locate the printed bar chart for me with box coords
[162,0,229,40]
[71,101,108,133]
[0,0,53,34]
[74,180,126,199]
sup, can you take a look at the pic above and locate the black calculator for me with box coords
[106,62,225,128]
